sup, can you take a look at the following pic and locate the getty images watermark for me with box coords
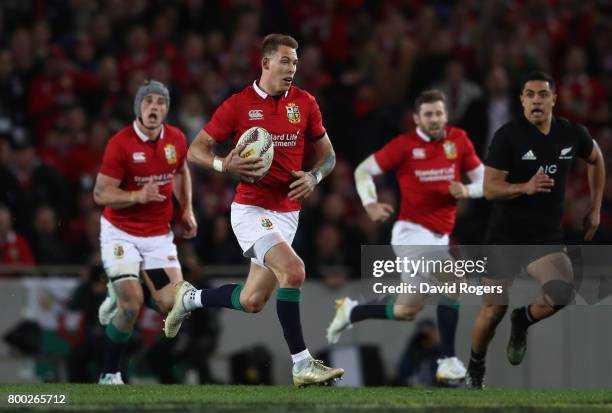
[360,245,612,306]
[370,255,498,296]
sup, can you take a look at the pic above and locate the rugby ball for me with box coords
[236,126,274,179]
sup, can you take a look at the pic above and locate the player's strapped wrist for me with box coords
[213,156,224,173]
[309,170,322,184]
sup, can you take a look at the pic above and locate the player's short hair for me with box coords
[414,89,447,114]
[521,71,555,92]
[261,34,299,57]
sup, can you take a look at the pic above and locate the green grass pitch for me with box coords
[0,384,610,412]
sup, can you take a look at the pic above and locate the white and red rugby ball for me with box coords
[236,126,274,178]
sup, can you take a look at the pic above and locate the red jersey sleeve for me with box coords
[460,132,482,172]
[99,137,126,180]
[203,96,237,142]
[305,93,326,141]
[374,136,406,172]
[178,130,189,168]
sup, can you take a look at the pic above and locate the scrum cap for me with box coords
[134,79,170,118]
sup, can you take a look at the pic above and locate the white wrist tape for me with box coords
[213,157,224,172]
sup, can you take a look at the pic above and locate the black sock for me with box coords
[350,305,389,323]
[102,340,127,374]
[200,283,244,310]
[437,299,459,358]
[470,349,486,366]
[276,288,306,354]
[513,305,536,330]
[102,322,131,374]
[350,296,395,323]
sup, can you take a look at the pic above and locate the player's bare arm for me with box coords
[449,164,484,200]
[188,129,264,181]
[353,155,393,222]
[288,133,335,201]
[173,163,197,239]
[483,166,554,200]
[93,173,166,209]
[584,141,605,240]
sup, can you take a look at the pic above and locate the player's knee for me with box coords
[393,305,421,320]
[542,280,574,310]
[482,304,507,324]
[241,293,267,313]
[118,301,142,323]
[279,257,305,287]
[117,290,144,322]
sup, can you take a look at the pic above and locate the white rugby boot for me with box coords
[293,358,344,387]
[326,297,358,344]
[98,372,124,385]
[163,280,194,338]
[436,356,467,385]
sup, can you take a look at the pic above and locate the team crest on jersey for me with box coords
[113,244,124,259]
[164,144,177,164]
[559,146,573,160]
[261,217,274,230]
[286,103,300,124]
[443,140,457,160]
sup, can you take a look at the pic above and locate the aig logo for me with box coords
[543,164,557,174]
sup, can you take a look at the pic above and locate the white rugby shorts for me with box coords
[230,202,299,268]
[100,217,180,279]
[391,220,451,283]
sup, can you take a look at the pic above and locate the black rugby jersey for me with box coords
[485,115,593,242]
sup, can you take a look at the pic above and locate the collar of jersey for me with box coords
[416,127,446,143]
[253,80,289,99]
[520,114,557,135]
[133,121,165,142]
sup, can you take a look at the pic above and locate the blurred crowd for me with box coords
[1,0,612,286]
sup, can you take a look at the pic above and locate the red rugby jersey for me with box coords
[204,81,326,211]
[374,127,481,235]
[99,122,188,236]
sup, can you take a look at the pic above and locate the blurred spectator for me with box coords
[460,65,516,158]
[65,264,107,382]
[293,45,332,101]
[311,223,348,284]
[0,135,71,232]
[195,216,244,265]
[174,91,207,143]
[72,33,98,72]
[90,14,117,56]
[0,204,35,269]
[91,56,121,118]
[558,45,610,130]
[177,33,206,91]
[39,123,75,180]
[28,205,71,265]
[28,45,96,144]
[118,26,152,83]
[436,60,482,124]
[0,48,27,130]
[392,319,441,387]
[68,208,102,265]
[10,29,36,89]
